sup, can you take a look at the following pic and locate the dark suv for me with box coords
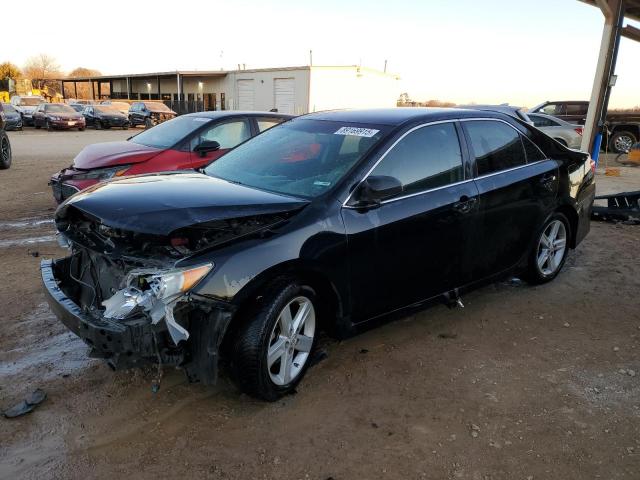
[128,101,177,128]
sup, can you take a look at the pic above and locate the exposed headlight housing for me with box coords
[71,165,132,181]
[146,264,214,301]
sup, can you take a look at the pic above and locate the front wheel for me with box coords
[525,213,570,284]
[230,280,318,401]
[46,120,52,131]
[144,117,154,129]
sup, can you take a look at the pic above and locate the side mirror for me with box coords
[194,140,221,157]
[352,175,403,208]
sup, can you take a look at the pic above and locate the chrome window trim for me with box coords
[342,116,549,209]
[342,178,475,209]
[342,119,463,207]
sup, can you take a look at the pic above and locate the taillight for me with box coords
[575,127,583,136]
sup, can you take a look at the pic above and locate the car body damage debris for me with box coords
[592,190,640,224]
[2,389,47,418]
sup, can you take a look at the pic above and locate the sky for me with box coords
[4,0,640,108]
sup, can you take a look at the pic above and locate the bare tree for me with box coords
[23,54,62,90]
[66,67,104,99]
[0,62,21,80]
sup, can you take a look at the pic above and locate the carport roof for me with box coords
[59,70,229,82]
[579,0,640,22]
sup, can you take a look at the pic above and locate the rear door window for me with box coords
[465,120,527,176]
[370,122,464,197]
[257,117,285,132]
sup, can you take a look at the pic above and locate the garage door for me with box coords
[274,78,295,114]
[237,79,255,110]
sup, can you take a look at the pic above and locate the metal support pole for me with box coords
[74,82,78,99]
[126,77,131,100]
[581,0,625,161]
[90,79,95,100]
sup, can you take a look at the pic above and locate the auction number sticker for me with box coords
[334,126,380,137]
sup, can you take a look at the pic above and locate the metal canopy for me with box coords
[578,0,640,158]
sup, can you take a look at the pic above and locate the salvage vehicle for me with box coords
[49,111,291,203]
[42,108,595,401]
[33,103,86,131]
[529,100,640,153]
[128,101,177,128]
[527,113,582,149]
[0,108,11,169]
[100,100,131,115]
[0,102,23,130]
[10,95,45,126]
[82,105,129,130]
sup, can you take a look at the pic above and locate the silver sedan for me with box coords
[528,113,583,149]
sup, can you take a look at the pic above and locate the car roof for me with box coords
[182,111,294,120]
[300,108,514,126]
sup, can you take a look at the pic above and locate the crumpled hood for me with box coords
[73,141,163,169]
[58,173,309,236]
[20,106,38,114]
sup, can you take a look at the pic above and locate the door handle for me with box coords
[452,196,477,214]
[539,174,557,185]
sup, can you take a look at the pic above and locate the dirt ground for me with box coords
[1,129,639,480]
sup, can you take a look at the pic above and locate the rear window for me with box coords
[465,120,527,175]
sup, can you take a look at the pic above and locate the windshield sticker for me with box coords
[313,181,331,187]
[334,126,380,137]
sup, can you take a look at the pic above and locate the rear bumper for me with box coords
[41,259,157,362]
[574,181,596,247]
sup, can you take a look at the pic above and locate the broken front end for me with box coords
[40,207,238,385]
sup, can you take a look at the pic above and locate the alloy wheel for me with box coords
[536,220,567,276]
[267,296,315,386]
[614,135,634,153]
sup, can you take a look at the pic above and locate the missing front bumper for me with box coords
[40,258,235,384]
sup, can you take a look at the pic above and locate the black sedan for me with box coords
[42,108,595,401]
[0,103,23,130]
[0,110,11,169]
[82,105,129,129]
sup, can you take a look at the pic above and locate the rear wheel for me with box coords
[94,120,102,130]
[525,213,570,284]
[610,130,637,154]
[230,280,318,401]
[46,120,52,131]
[144,117,154,129]
[0,131,11,169]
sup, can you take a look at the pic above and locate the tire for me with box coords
[34,121,41,129]
[230,279,318,401]
[123,124,129,130]
[95,120,102,130]
[144,117,154,129]
[610,130,637,154]
[46,120,52,132]
[78,127,85,131]
[0,131,11,169]
[524,212,570,284]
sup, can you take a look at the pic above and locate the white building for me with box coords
[60,65,401,114]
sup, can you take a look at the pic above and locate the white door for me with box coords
[274,78,295,114]
[236,79,255,110]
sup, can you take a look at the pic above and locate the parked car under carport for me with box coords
[42,108,595,401]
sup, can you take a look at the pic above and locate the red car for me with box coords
[50,111,292,203]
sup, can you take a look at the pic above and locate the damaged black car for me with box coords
[42,108,595,400]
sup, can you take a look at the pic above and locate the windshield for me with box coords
[130,115,212,149]
[45,104,76,113]
[20,97,42,106]
[144,102,171,112]
[94,106,120,114]
[204,119,389,199]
